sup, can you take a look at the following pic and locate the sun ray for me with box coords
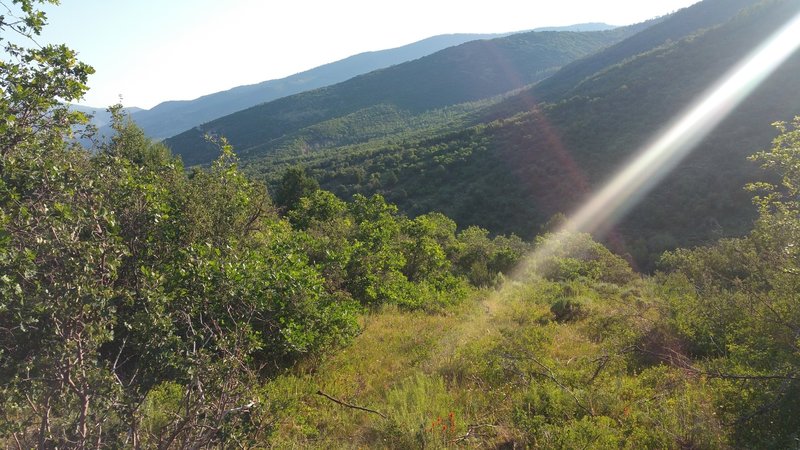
[514,9,800,277]
[564,11,800,237]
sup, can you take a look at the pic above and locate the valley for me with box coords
[3,0,800,448]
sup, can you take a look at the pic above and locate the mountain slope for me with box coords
[528,0,759,103]
[166,26,645,165]
[68,104,143,129]
[260,0,800,267]
[119,33,508,140]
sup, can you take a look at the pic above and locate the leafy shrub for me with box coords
[550,297,587,323]
[533,232,636,285]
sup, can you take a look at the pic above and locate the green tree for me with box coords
[659,117,800,447]
[0,2,117,446]
[532,232,635,285]
[0,8,363,440]
[93,117,360,446]
[0,0,94,159]
[451,226,529,287]
[401,213,454,283]
[274,166,319,212]
[345,194,410,306]
[289,190,354,292]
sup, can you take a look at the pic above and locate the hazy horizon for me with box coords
[40,0,699,109]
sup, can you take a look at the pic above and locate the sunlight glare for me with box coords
[564,11,800,237]
[515,10,800,278]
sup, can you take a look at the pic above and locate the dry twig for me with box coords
[316,390,387,419]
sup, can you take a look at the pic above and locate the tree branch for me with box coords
[316,390,387,419]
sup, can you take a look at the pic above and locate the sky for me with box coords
[35,0,700,110]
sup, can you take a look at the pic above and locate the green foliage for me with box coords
[5,1,800,447]
[658,117,800,447]
[748,116,800,214]
[0,79,362,447]
[288,188,347,229]
[450,226,529,287]
[532,232,636,285]
[289,191,498,311]
[0,3,114,445]
[550,297,586,322]
[274,165,319,212]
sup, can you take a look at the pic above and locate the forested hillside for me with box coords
[165,25,647,165]
[4,0,800,448]
[248,0,800,268]
[528,0,758,102]
[103,33,510,140]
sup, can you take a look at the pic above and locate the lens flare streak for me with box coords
[564,11,800,237]
[512,10,800,278]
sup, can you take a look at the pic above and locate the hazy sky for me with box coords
[37,0,700,109]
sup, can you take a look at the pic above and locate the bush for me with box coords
[533,232,636,285]
[550,297,586,323]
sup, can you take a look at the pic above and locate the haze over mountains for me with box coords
[82,24,613,141]
[162,0,800,268]
[165,25,647,165]
[112,33,507,139]
[69,104,143,129]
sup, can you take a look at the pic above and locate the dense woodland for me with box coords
[3,0,800,448]
[167,0,800,270]
[165,24,646,166]
[111,33,517,141]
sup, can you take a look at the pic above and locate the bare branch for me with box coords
[316,390,387,419]
[449,423,497,444]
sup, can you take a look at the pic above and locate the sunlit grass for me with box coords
[260,268,726,447]
[265,300,483,448]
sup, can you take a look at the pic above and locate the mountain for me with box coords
[267,0,799,268]
[117,33,508,140]
[118,24,615,141]
[69,104,143,129]
[532,23,617,32]
[517,0,759,103]
[165,25,647,165]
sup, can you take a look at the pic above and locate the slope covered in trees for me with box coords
[250,0,800,268]
[102,33,510,140]
[527,0,759,103]
[165,25,648,165]
[5,1,800,448]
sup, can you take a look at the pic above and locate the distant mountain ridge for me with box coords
[165,25,644,165]
[526,0,759,103]
[68,104,143,129]
[84,24,614,141]
[112,33,510,140]
[531,23,617,32]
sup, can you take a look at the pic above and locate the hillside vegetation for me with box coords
[106,33,511,140]
[244,0,800,269]
[4,1,800,448]
[6,104,800,447]
[165,25,646,165]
